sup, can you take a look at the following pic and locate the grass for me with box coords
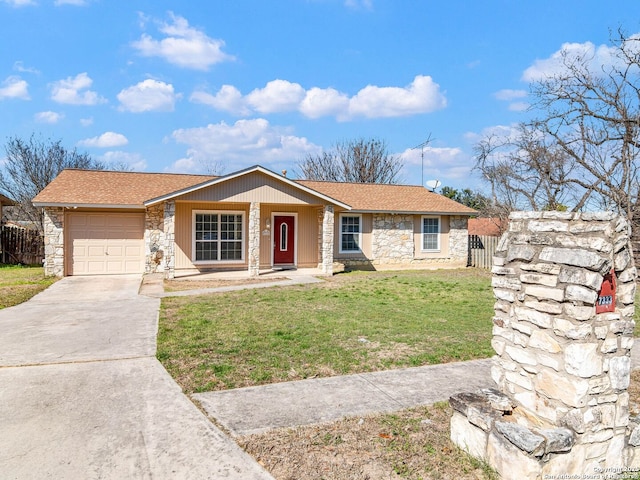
[158,269,495,394]
[0,265,56,309]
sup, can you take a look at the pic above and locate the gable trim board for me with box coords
[33,167,475,277]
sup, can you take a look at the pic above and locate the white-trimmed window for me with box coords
[421,216,440,251]
[193,211,244,262]
[339,214,362,253]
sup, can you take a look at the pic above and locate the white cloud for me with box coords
[0,76,29,100]
[117,79,180,112]
[80,117,93,127]
[400,145,471,183]
[54,0,88,5]
[299,87,349,119]
[508,102,529,112]
[99,151,147,171]
[494,89,529,112]
[13,61,39,74]
[131,12,234,70]
[246,80,306,114]
[35,111,63,123]
[192,75,446,121]
[78,132,129,148]
[521,37,638,82]
[1,0,35,6]
[190,85,250,115]
[464,124,521,145]
[169,118,321,173]
[347,75,446,119]
[345,0,373,10]
[50,72,106,105]
[494,89,527,101]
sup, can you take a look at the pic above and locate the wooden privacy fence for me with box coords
[0,225,44,265]
[468,234,499,269]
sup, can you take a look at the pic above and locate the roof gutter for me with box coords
[348,209,477,216]
[32,202,144,210]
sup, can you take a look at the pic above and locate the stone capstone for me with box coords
[495,421,546,457]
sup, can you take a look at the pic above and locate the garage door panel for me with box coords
[67,212,145,275]
[124,245,142,256]
[87,245,105,256]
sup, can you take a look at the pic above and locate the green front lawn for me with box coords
[158,269,495,394]
[0,265,57,309]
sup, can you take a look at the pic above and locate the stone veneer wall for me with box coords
[248,202,260,277]
[340,214,468,270]
[450,211,639,478]
[371,214,414,264]
[449,216,469,260]
[163,201,175,279]
[43,207,65,277]
[321,205,334,274]
[144,204,165,274]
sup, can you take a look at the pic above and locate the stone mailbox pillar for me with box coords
[450,211,638,478]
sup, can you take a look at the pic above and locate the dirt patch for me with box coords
[238,402,496,480]
[164,277,288,292]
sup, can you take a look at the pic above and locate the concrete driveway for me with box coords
[0,275,273,480]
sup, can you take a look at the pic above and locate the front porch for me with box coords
[171,266,327,280]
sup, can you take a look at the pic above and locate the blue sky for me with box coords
[1,0,639,192]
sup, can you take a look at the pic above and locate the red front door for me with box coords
[273,215,295,265]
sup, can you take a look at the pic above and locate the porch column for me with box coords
[248,202,260,277]
[163,200,175,279]
[321,204,334,274]
[43,207,65,277]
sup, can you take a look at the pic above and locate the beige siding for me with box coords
[175,202,249,270]
[413,215,451,258]
[179,171,326,205]
[174,201,320,270]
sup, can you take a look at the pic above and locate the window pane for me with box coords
[341,216,361,251]
[195,212,243,262]
[196,242,218,261]
[220,241,242,260]
[280,223,288,251]
[422,218,439,250]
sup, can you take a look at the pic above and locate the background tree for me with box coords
[474,30,640,225]
[0,135,106,232]
[296,137,404,184]
[475,123,576,212]
[440,186,491,211]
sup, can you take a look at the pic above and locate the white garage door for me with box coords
[67,212,145,275]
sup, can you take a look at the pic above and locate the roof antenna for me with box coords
[411,133,433,187]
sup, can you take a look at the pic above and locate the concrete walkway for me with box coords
[141,272,324,298]
[194,358,494,436]
[0,275,273,480]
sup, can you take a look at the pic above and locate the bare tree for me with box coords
[475,123,577,212]
[296,138,403,183]
[475,30,640,224]
[0,135,106,231]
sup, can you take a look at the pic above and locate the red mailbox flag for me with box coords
[596,269,616,314]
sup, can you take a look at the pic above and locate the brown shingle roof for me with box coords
[33,168,476,215]
[33,169,216,207]
[298,180,477,215]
